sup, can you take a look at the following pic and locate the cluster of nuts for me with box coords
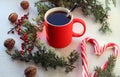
[7,1,37,77]
[24,65,37,77]
[8,0,29,23]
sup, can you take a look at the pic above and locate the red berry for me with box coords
[18,19,21,23]
[21,16,25,20]
[28,48,33,53]
[19,22,22,26]
[11,31,14,34]
[22,46,24,50]
[22,43,24,46]
[24,33,28,37]
[23,33,28,41]
[17,27,21,35]
[21,50,24,55]
[24,14,27,17]
[16,27,20,31]
[20,36,23,40]
[26,16,28,19]
[18,31,21,35]
[24,14,28,19]
[21,43,25,50]
[25,39,29,43]
[15,22,18,25]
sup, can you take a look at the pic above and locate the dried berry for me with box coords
[8,13,18,23]
[24,65,37,77]
[4,38,15,50]
[20,1,29,10]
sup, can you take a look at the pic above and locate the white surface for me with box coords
[0,0,120,77]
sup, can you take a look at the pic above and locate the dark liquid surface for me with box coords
[47,11,71,26]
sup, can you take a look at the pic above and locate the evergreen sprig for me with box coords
[6,17,79,73]
[21,20,37,51]
[95,55,119,77]
[35,0,116,33]
[6,40,79,73]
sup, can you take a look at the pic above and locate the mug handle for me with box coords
[72,18,86,37]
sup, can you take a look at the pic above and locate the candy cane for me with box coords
[80,37,119,77]
[100,43,119,58]
[81,37,99,77]
[91,42,119,77]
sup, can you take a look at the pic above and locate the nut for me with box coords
[8,12,18,23]
[24,65,37,77]
[4,38,15,50]
[20,1,29,10]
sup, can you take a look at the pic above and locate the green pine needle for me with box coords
[6,40,79,73]
[35,0,116,33]
[95,55,119,77]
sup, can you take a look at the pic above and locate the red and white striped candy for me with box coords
[80,37,119,77]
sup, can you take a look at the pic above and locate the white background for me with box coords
[0,0,120,77]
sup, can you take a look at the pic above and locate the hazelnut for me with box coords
[20,1,29,10]
[8,12,18,23]
[4,38,15,50]
[24,65,37,77]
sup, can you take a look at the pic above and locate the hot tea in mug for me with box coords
[47,11,71,25]
[44,7,86,48]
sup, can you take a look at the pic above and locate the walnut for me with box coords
[4,38,15,50]
[20,1,29,10]
[8,12,18,23]
[24,65,37,77]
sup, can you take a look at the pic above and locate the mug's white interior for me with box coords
[44,7,73,26]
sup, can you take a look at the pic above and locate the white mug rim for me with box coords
[44,7,73,27]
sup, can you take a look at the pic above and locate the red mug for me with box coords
[44,7,86,48]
